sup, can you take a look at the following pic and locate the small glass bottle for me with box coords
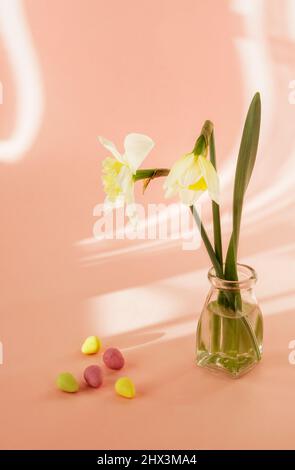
[196,264,263,378]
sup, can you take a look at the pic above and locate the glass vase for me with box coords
[196,264,263,378]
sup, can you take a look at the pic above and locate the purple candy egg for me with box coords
[84,365,103,388]
[103,347,125,370]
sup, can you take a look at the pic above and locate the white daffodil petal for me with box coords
[103,196,125,214]
[181,158,202,187]
[164,153,204,204]
[179,188,202,205]
[164,183,178,199]
[117,165,134,193]
[124,133,154,173]
[98,136,123,162]
[198,155,220,204]
[166,154,193,185]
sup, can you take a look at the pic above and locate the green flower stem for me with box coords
[241,315,261,360]
[211,313,221,353]
[193,120,213,155]
[218,295,261,362]
[192,122,223,353]
[134,168,169,181]
[189,206,223,278]
[209,131,223,267]
[208,130,225,352]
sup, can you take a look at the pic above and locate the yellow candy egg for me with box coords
[115,377,136,399]
[81,335,101,355]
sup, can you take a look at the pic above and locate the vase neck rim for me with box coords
[208,263,257,290]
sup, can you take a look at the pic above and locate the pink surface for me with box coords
[0,0,295,449]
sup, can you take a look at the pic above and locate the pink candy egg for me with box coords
[84,365,103,388]
[103,347,125,370]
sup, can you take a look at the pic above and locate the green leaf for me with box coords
[224,92,261,280]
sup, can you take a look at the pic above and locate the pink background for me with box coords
[0,0,295,449]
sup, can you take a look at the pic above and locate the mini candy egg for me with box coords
[56,372,79,393]
[81,335,101,355]
[115,377,135,399]
[103,347,125,370]
[84,365,103,388]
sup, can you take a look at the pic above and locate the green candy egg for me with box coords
[56,372,79,393]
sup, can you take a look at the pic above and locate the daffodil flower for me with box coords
[99,133,154,223]
[163,151,220,206]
